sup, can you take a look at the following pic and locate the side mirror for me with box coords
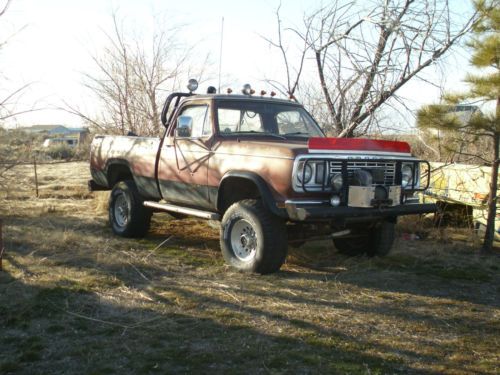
[175,115,193,138]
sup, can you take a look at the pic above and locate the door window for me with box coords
[178,105,211,137]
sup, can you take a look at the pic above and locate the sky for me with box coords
[0,0,474,130]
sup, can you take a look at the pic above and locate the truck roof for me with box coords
[184,94,301,106]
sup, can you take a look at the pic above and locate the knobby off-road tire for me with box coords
[109,180,152,238]
[220,199,288,274]
[334,220,396,257]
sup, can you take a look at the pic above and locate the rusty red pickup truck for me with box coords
[89,80,436,274]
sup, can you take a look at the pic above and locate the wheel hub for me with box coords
[230,219,257,261]
[114,193,129,227]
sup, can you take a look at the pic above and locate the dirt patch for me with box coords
[1,162,499,374]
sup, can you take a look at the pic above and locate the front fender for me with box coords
[217,171,287,218]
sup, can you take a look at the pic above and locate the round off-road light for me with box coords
[374,185,388,200]
[330,173,343,192]
[187,79,198,92]
[352,169,372,186]
[330,195,341,207]
[402,164,413,188]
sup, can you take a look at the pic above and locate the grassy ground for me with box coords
[0,162,499,374]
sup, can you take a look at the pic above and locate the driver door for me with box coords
[157,102,213,209]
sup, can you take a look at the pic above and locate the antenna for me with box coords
[218,17,224,94]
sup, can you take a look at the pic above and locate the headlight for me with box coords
[297,163,313,184]
[402,164,413,188]
[330,173,343,192]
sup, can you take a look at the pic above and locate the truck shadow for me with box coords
[284,238,500,308]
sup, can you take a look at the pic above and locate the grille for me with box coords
[329,161,396,186]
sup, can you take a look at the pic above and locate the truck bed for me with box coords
[90,135,160,197]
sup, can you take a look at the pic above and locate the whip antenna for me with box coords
[218,17,224,93]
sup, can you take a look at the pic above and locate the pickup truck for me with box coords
[89,80,436,274]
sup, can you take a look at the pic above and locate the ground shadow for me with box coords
[1,265,444,375]
[1,212,498,374]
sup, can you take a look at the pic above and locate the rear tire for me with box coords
[366,220,395,257]
[109,180,152,238]
[334,220,395,257]
[220,199,287,274]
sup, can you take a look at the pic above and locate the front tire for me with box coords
[109,180,152,238]
[334,220,396,257]
[220,199,287,274]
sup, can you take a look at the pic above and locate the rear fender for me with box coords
[105,159,134,188]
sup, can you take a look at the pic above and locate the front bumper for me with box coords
[285,202,437,221]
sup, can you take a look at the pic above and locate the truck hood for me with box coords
[214,136,413,159]
[308,137,412,156]
[213,138,308,159]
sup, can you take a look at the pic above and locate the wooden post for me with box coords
[33,156,39,198]
[0,219,4,271]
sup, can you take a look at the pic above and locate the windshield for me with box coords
[216,100,324,138]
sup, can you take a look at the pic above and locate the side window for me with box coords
[178,105,211,138]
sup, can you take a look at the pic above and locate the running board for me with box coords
[143,201,220,220]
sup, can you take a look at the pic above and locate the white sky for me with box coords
[0,0,474,129]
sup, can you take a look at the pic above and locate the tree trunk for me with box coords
[314,51,340,134]
[481,131,500,253]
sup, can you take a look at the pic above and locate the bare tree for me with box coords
[0,0,37,186]
[267,0,476,137]
[67,13,198,137]
[262,4,310,99]
[0,0,36,124]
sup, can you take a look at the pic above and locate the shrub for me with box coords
[44,144,75,160]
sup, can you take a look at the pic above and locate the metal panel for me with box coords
[348,186,375,207]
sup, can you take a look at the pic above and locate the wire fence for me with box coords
[0,159,86,166]
[0,159,87,267]
[0,158,87,197]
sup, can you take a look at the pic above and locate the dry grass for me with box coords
[1,161,499,374]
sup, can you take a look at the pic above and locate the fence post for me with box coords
[0,219,4,271]
[33,156,39,198]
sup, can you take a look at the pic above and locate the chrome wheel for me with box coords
[220,199,288,274]
[230,219,257,261]
[114,193,129,227]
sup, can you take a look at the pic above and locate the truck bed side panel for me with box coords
[90,135,161,199]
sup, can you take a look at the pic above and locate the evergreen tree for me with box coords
[417,0,500,252]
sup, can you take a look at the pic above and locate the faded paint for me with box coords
[90,95,426,217]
